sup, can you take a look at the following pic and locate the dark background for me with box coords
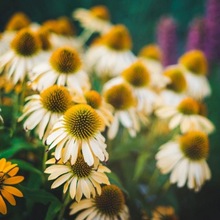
[1,1,220,220]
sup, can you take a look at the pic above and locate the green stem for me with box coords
[42,147,48,171]
[79,29,93,44]
[58,193,71,220]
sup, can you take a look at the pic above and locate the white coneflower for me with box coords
[18,85,73,140]
[138,44,167,90]
[46,104,108,166]
[157,65,187,107]
[103,81,144,139]
[85,25,136,81]
[73,5,112,35]
[156,131,211,191]
[0,28,42,85]
[178,50,211,100]
[0,12,31,56]
[69,185,129,220]
[45,155,110,202]
[30,46,91,92]
[156,97,215,134]
[43,17,83,51]
[121,60,158,115]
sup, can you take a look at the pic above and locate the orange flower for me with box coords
[0,158,24,215]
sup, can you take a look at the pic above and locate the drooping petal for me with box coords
[1,189,16,206]
[0,195,7,215]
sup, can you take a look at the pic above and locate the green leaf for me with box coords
[0,137,33,158]
[20,187,62,220]
[107,172,128,194]
[11,159,45,183]
[45,200,62,220]
[133,152,151,181]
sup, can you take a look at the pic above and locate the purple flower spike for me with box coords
[186,18,206,52]
[156,16,178,67]
[205,0,220,61]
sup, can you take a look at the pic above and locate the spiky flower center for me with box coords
[72,156,92,178]
[50,47,81,74]
[41,85,72,113]
[5,12,31,31]
[164,67,187,93]
[90,5,110,20]
[104,83,135,110]
[101,25,132,51]
[95,185,125,216]
[178,97,199,115]
[37,27,52,51]
[64,104,103,139]
[122,61,150,87]
[84,90,102,109]
[11,29,41,56]
[179,131,209,160]
[179,50,207,75]
[138,44,162,61]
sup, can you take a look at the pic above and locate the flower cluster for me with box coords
[0,4,216,220]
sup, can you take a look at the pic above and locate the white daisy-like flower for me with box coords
[85,25,136,81]
[69,184,130,220]
[138,44,168,91]
[156,65,188,107]
[0,28,42,85]
[44,155,110,202]
[0,12,31,56]
[74,90,114,130]
[156,130,211,191]
[18,85,74,141]
[42,17,83,52]
[156,97,215,134]
[121,60,159,115]
[73,5,112,35]
[178,50,211,100]
[46,104,108,166]
[30,46,91,92]
[103,81,144,139]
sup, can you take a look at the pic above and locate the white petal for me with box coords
[169,114,183,130]
[82,141,94,166]
[69,177,77,199]
[107,114,119,140]
[69,199,93,215]
[89,139,104,161]
[75,207,96,220]
[51,173,72,188]
[46,128,66,145]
